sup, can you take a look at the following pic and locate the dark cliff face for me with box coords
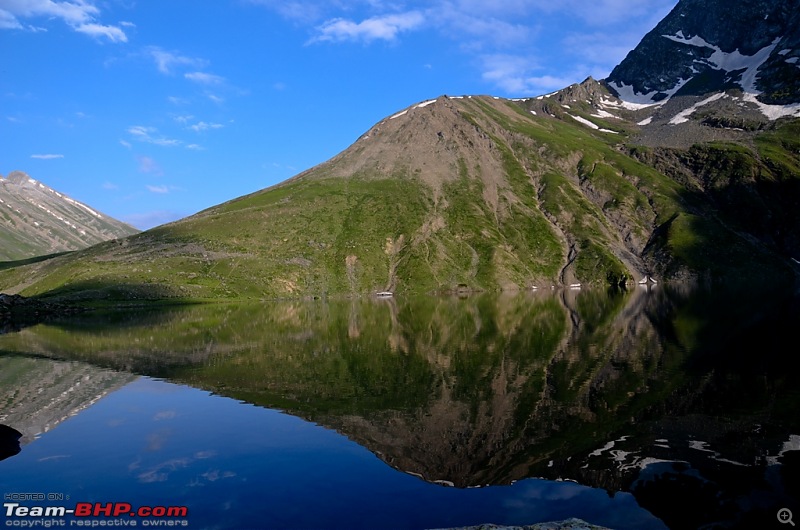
[606,0,800,104]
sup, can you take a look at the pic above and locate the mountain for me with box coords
[607,0,800,107]
[0,171,138,261]
[0,355,134,446]
[0,0,798,302]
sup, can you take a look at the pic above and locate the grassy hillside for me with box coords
[0,95,796,303]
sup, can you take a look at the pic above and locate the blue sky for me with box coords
[1,0,677,230]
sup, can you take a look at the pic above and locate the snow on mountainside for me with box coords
[0,171,138,261]
[606,0,800,120]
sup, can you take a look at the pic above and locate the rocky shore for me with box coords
[0,293,85,334]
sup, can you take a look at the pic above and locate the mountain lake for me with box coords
[0,285,798,529]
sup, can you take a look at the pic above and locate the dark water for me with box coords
[0,285,798,529]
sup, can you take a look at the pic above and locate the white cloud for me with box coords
[30,153,64,159]
[0,0,128,42]
[309,11,425,44]
[184,72,226,85]
[146,184,169,194]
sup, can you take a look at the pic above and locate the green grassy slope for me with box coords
[0,96,795,302]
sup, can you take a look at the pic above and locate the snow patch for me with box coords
[662,32,781,94]
[389,110,408,120]
[606,82,671,108]
[620,457,680,472]
[742,93,800,119]
[767,434,800,466]
[637,116,653,125]
[567,114,619,133]
[64,196,103,218]
[590,108,616,119]
[669,92,726,124]
[415,99,437,109]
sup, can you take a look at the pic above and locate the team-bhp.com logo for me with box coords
[4,502,189,527]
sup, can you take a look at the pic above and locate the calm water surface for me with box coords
[0,285,798,529]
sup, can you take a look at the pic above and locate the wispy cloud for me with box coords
[146,47,206,75]
[245,0,329,24]
[0,0,128,42]
[479,53,592,94]
[309,11,425,44]
[251,0,677,94]
[30,153,64,159]
[434,5,535,51]
[146,184,170,194]
[74,22,126,42]
[184,72,226,85]
[167,96,190,106]
[187,121,224,133]
[173,114,194,124]
[122,210,184,230]
[137,156,163,175]
[127,125,181,147]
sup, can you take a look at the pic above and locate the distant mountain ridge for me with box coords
[0,171,138,261]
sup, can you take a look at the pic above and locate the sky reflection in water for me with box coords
[1,376,662,529]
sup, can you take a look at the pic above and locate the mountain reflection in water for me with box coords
[0,285,798,529]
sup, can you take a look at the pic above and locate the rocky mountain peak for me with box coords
[3,171,32,186]
[606,0,800,107]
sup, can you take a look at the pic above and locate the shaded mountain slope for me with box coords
[0,93,796,302]
[0,171,138,261]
